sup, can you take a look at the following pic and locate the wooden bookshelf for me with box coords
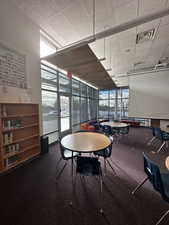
[0,103,40,173]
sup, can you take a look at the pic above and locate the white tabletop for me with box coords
[101,121,129,128]
[165,156,169,170]
[161,127,169,133]
[61,132,111,153]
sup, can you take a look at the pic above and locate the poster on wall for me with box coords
[0,42,27,89]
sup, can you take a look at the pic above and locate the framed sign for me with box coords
[0,42,27,89]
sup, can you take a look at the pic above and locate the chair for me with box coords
[102,125,116,136]
[94,141,116,175]
[55,137,80,181]
[119,126,129,135]
[75,156,103,213]
[152,128,169,153]
[132,152,169,225]
[147,127,158,146]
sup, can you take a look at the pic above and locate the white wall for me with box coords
[128,70,169,120]
[0,0,42,133]
[0,0,41,104]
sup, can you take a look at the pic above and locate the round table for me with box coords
[61,132,111,153]
[161,127,169,133]
[165,156,169,170]
[101,121,129,128]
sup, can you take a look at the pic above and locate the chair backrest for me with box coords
[161,131,169,141]
[119,126,129,134]
[104,143,112,158]
[103,125,112,135]
[143,153,165,196]
[153,127,162,140]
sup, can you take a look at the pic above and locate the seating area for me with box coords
[1,1,169,225]
[1,127,169,225]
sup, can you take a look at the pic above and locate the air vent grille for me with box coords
[136,28,156,44]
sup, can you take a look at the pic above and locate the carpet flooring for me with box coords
[0,127,169,225]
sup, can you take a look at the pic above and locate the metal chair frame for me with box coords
[75,156,104,213]
[132,152,169,225]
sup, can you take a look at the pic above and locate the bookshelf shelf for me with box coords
[3,134,39,146]
[3,152,39,172]
[1,113,38,119]
[3,144,40,159]
[2,123,39,133]
[0,103,40,172]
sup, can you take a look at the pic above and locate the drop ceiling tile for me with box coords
[114,0,138,25]
[139,0,166,16]
[155,23,169,40]
[47,12,78,44]
[161,15,169,26]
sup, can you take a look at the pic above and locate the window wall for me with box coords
[99,88,129,120]
[41,63,98,143]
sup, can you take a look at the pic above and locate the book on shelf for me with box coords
[3,120,21,129]
[5,155,19,168]
[1,105,7,117]
[3,133,13,145]
[5,143,20,155]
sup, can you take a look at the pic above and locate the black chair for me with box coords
[152,128,169,153]
[94,141,116,175]
[101,125,116,141]
[76,156,103,213]
[55,137,80,181]
[147,127,158,146]
[132,152,169,225]
[119,126,130,135]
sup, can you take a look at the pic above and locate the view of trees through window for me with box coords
[99,88,129,120]
[41,63,98,143]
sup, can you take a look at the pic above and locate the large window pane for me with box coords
[117,99,122,110]
[72,79,80,96]
[117,89,122,98]
[59,74,70,92]
[91,99,98,119]
[60,96,70,132]
[99,100,109,118]
[122,98,128,109]
[122,88,129,98]
[42,90,58,135]
[87,86,93,98]
[72,96,80,125]
[81,83,87,97]
[41,69,57,91]
[110,89,116,98]
[93,89,99,99]
[99,90,109,99]
[81,97,88,122]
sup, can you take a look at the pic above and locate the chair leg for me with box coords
[104,159,107,175]
[157,142,166,153]
[56,162,67,182]
[147,136,156,146]
[106,159,116,176]
[132,177,149,195]
[56,156,62,169]
[156,209,169,225]
[99,174,103,214]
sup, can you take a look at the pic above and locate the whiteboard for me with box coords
[0,42,27,89]
[128,70,169,119]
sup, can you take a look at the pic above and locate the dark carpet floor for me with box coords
[0,127,169,225]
